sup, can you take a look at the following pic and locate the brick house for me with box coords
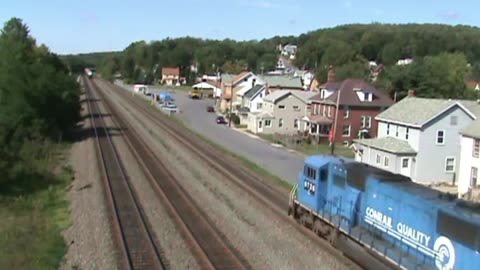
[161,67,180,86]
[303,67,394,144]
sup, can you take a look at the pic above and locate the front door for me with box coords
[258,120,263,133]
[400,157,410,177]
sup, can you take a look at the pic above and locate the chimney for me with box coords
[252,78,256,88]
[408,89,415,97]
[327,65,336,83]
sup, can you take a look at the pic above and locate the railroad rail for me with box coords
[88,78,250,270]
[83,77,167,270]
[99,78,399,270]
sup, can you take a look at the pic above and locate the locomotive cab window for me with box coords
[437,211,480,252]
[304,166,317,180]
[320,167,328,182]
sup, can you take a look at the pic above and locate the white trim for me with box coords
[375,118,422,128]
[436,129,446,145]
[264,119,272,127]
[376,102,477,128]
[445,156,456,173]
[384,156,389,168]
[342,125,351,137]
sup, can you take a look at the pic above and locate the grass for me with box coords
[256,133,355,158]
[0,144,74,270]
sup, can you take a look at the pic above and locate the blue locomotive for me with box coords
[288,155,480,270]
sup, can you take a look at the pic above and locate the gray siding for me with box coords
[416,106,474,184]
[378,121,421,150]
[263,94,309,134]
[355,147,416,178]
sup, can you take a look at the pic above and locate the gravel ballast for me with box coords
[99,80,352,270]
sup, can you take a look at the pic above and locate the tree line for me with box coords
[66,23,480,100]
[0,18,81,189]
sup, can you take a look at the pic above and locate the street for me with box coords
[115,81,305,183]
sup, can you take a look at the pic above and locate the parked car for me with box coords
[207,106,215,112]
[216,116,227,124]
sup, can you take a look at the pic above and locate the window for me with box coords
[384,156,389,167]
[293,105,299,111]
[344,108,350,119]
[327,107,332,117]
[294,119,299,128]
[279,118,283,127]
[445,157,455,173]
[322,105,326,116]
[342,125,351,137]
[320,168,328,182]
[304,166,317,179]
[450,115,458,126]
[256,103,262,110]
[258,120,262,128]
[265,120,272,127]
[313,105,318,115]
[405,128,409,140]
[360,116,366,128]
[333,174,346,188]
[395,126,399,137]
[387,123,390,135]
[366,116,372,128]
[436,130,445,145]
[473,139,480,158]
[401,158,409,168]
[376,154,381,164]
[320,89,326,99]
[278,105,285,109]
[471,167,478,187]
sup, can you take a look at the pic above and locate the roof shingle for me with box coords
[376,97,480,127]
[259,75,303,89]
[461,120,480,139]
[354,137,417,154]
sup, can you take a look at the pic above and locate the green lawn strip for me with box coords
[123,85,294,191]
[0,144,74,270]
[255,133,355,158]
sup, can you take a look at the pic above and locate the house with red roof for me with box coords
[161,67,181,86]
[302,66,394,145]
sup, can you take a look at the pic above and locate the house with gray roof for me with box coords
[258,75,303,91]
[247,90,317,134]
[458,119,480,198]
[353,91,480,185]
[236,84,268,125]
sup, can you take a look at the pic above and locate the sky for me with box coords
[1,0,479,55]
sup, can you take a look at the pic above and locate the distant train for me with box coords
[288,155,480,270]
[84,68,94,78]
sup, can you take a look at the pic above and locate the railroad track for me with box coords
[82,77,167,270]
[95,79,370,269]
[89,78,250,270]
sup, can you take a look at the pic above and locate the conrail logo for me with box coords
[434,236,455,270]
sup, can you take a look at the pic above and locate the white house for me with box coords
[192,82,221,98]
[237,84,268,125]
[458,120,480,197]
[354,93,480,185]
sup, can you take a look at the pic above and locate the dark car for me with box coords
[207,106,215,112]
[216,116,227,124]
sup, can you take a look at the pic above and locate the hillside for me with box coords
[66,23,480,100]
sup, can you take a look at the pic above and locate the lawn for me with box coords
[257,133,355,158]
[0,144,73,270]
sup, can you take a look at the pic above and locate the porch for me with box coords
[301,115,333,144]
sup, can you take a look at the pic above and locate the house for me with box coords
[353,92,480,185]
[247,90,317,134]
[219,71,261,113]
[161,67,180,85]
[237,84,268,125]
[467,81,480,91]
[294,70,315,90]
[457,119,480,198]
[258,75,303,91]
[303,67,393,144]
[281,44,298,59]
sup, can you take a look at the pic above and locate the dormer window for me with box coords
[320,89,326,99]
[364,92,373,101]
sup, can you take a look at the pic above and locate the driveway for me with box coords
[115,81,306,184]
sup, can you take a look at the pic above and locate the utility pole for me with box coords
[330,89,342,155]
[228,93,233,127]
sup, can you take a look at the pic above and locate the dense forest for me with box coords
[0,17,82,269]
[64,23,480,100]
